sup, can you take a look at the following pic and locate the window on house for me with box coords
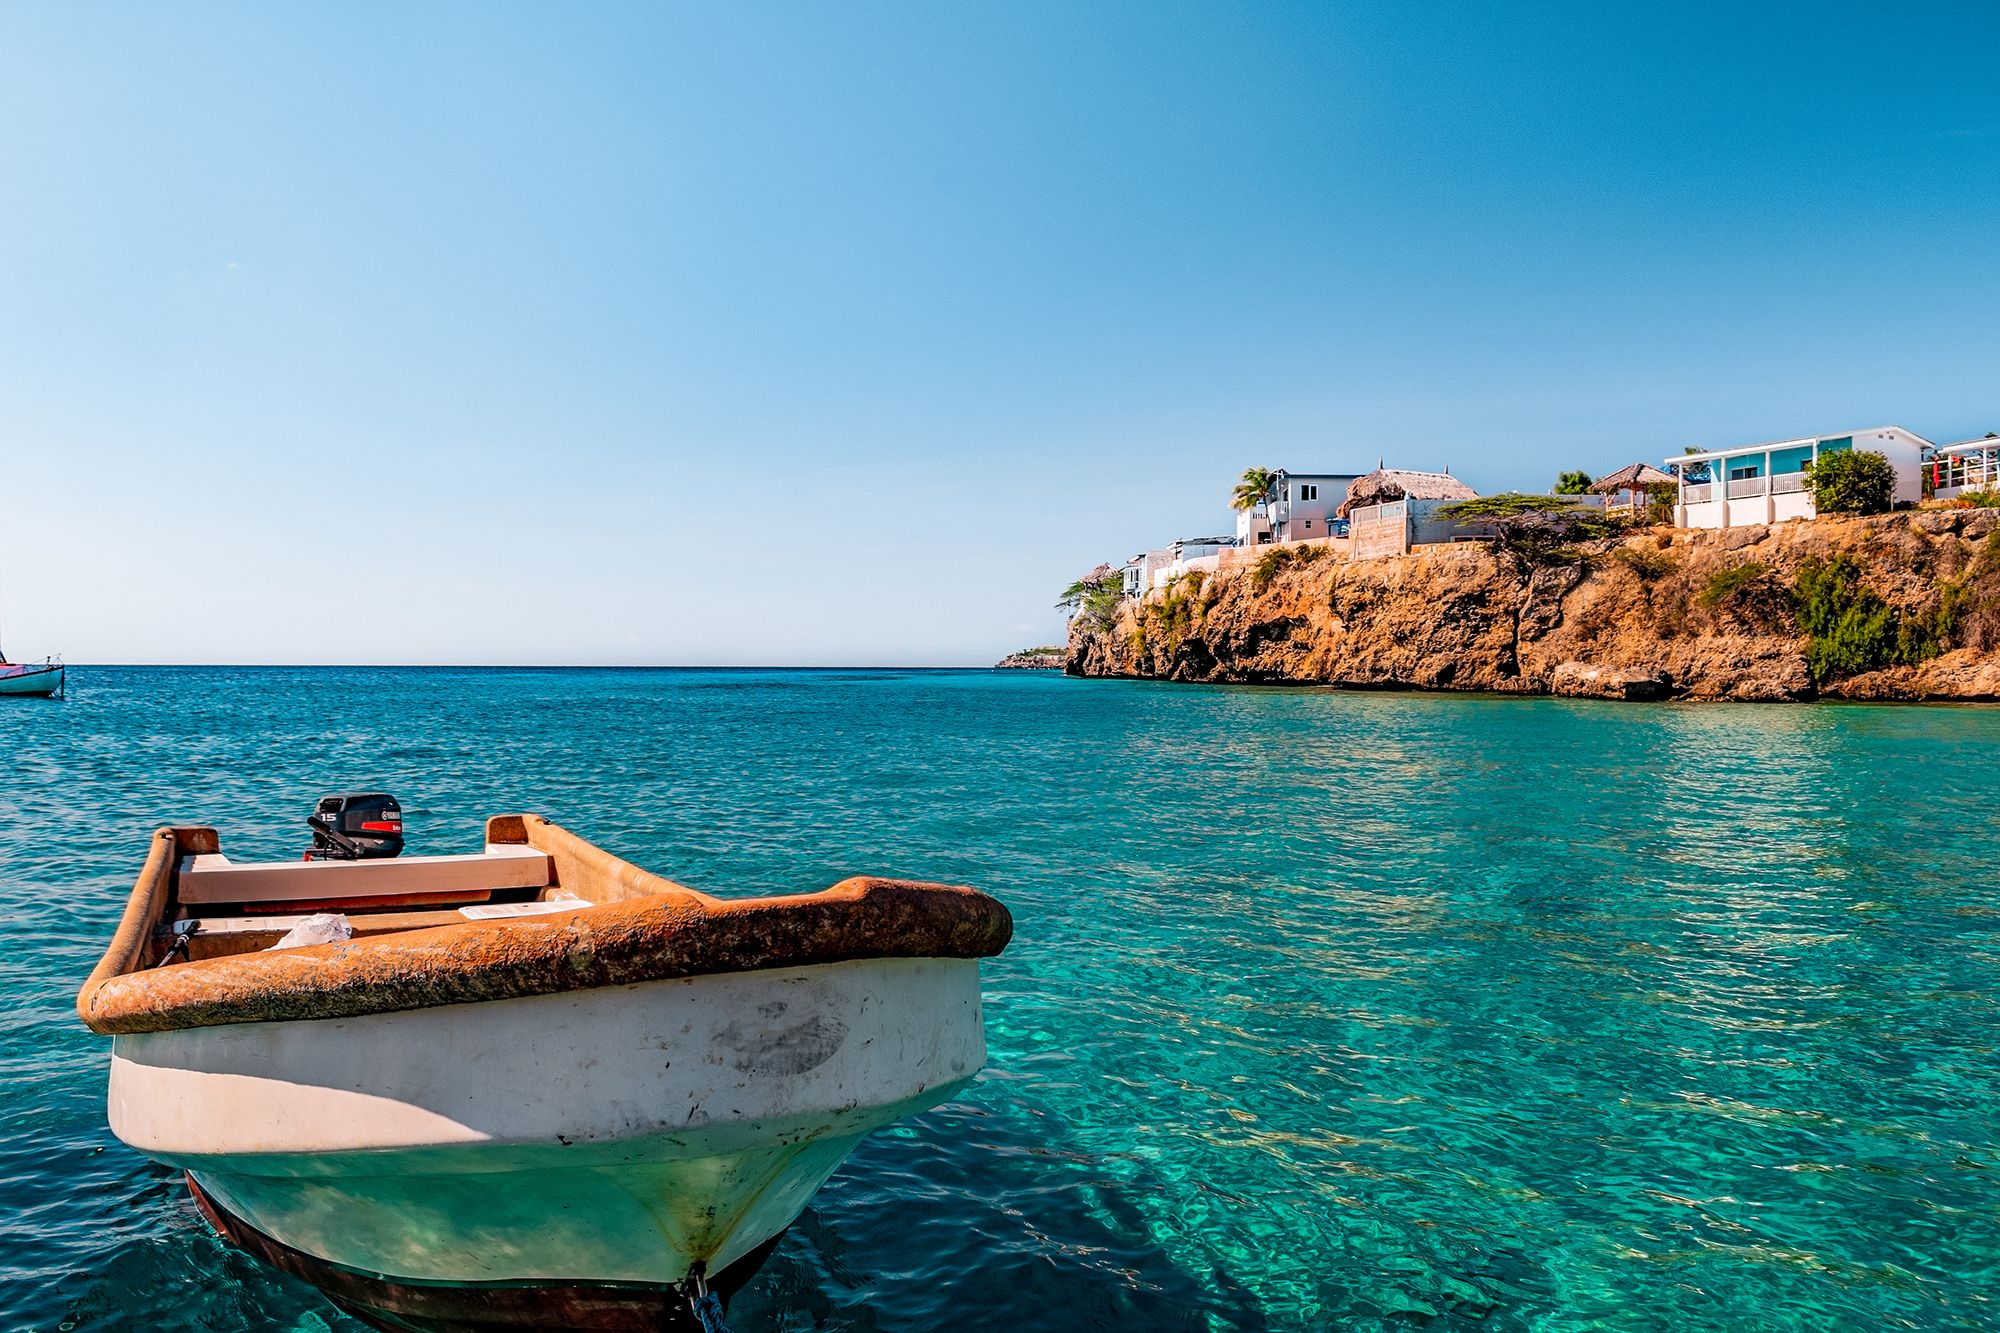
[1299,484,1318,501]
[1301,519,1313,529]
[1728,465,1761,481]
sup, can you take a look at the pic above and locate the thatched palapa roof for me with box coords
[1337,468,1479,517]
[1587,462,1676,494]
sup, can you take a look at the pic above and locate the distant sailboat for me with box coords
[0,584,63,697]
[0,650,63,698]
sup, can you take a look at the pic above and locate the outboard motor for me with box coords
[305,793,405,861]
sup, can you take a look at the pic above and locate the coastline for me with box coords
[1067,509,2000,702]
[994,647,1066,670]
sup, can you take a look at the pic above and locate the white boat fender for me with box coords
[270,913,354,950]
[681,1261,731,1333]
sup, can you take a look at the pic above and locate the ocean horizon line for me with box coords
[45,662,1030,672]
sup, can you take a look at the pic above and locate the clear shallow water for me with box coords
[3,668,1997,1332]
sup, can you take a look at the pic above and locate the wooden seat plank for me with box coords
[176,846,551,906]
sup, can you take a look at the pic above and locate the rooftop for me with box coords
[1669,426,1930,466]
[1337,467,1479,517]
[1588,462,1676,493]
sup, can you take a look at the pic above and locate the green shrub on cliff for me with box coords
[1696,561,1768,610]
[1804,449,1895,516]
[1940,531,2000,650]
[1790,553,1944,682]
[1146,571,1206,652]
[1696,560,1795,632]
[1640,481,1679,526]
[1614,546,1678,581]
[1250,543,1325,591]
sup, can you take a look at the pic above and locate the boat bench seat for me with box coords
[175,845,553,908]
[158,909,478,961]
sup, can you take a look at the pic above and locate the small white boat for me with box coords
[0,656,63,697]
[79,809,1012,1330]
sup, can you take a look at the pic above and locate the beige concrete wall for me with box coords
[1348,501,1410,561]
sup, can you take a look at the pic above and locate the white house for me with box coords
[1119,553,1153,599]
[1670,427,1928,530]
[1236,470,1364,545]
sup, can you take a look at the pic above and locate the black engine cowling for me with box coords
[305,793,404,861]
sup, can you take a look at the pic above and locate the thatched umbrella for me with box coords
[1336,468,1479,518]
[1586,462,1675,494]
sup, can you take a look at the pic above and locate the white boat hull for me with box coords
[0,663,62,697]
[108,955,985,1287]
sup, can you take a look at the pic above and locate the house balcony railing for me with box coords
[1682,482,1714,503]
[1770,472,1809,495]
[1726,476,1769,500]
[1933,448,2000,492]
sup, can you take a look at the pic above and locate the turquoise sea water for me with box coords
[3,668,1997,1332]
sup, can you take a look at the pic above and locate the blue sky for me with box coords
[1,3,1995,665]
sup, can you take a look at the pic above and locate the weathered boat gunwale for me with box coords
[78,814,1011,1036]
[78,824,218,1009]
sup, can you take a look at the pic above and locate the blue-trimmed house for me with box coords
[1669,426,1928,529]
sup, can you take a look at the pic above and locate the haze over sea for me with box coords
[3,668,1996,1331]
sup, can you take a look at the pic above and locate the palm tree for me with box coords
[1232,466,1275,511]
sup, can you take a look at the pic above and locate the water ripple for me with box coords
[2,672,1997,1330]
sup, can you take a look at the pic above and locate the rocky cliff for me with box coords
[1068,510,2000,701]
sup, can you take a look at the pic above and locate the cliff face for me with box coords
[1069,511,2000,701]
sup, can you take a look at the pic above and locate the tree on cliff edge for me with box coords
[1057,567,1124,634]
[1555,470,1593,494]
[1436,494,1618,572]
[1232,467,1275,511]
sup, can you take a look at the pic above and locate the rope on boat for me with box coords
[690,1290,730,1333]
[155,921,197,967]
[682,1262,732,1333]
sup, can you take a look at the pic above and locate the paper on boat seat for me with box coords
[270,914,353,950]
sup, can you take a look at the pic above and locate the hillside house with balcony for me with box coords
[1236,470,1364,545]
[1670,427,1927,529]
